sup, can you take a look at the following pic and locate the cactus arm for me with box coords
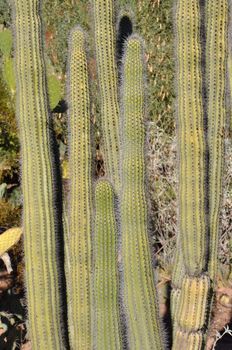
[92,0,120,192]
[205,0,228,281]
[121,36,165,350]
[67,27,92,350]
[12,0,65,348]
[0,227,22,256]
[93,180,122,350]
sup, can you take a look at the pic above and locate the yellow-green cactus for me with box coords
[12,0,65,348]
[206,0,228,281]
[93,0,120,192]
[175,0,207,276]
[67,27,92,350]
[0,227,22,256]
[120,36,164,350]
[93,180,122,350]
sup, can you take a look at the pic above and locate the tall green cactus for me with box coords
[206,0,228,282]
[120,36,164,350]
[67,27,92,349]
[93,0,120,192]
[93,180,122,350]
[172,0,228,348]
[12,0,65,348]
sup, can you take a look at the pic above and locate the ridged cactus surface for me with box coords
[206,0,228,281]
[175,0,207,276]
[93,0,120,192]
[67,27,92,350]
[12,0,64,348]
[93,180,122,350]
[0,227,22,256]
[121,36,164,350]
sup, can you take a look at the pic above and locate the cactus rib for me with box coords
[121,36,164,350]
[67,28,92,350]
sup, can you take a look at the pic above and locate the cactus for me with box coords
[93,0,120,192]
[120,36,164,350]
[67,27,92,349]
[172,0,208,347]
[93,180,122,350]
[172,0,229,348]
[0,227,22,256]
[12,0,65,348]
[205,0,228,282]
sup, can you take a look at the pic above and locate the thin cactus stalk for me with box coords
[93,180,122,350]
[67,28,92,350]
[92,0,120,192]
[205,0,228,282]
[12,0,65,348]
[120,36,164,350]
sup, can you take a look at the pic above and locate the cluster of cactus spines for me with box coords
[12,0,65,348]
[93,0,120,192]
[67,27,92,349]
[120,36,164,350]
[205,0,228,281]
[93,180,122,350]
[0,227,22,256]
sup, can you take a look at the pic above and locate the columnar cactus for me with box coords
[93,180,122,350]
[172,0,228,348]
[67,27,92,349]
[12,0,65,348]
[120,36,164,350]
[206,0,228,281]
[172,0,209,347]
[93,0,120,192]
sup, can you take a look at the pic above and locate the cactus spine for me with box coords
[206,0,228,281]
[93,180,122,350]
[93,0,120,192]
[67,28,92,349]
[12,0,65,348]
[121,37,164,350]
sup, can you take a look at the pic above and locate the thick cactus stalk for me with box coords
[121,36,164,350]
[93,0,120,192]
[175,0,207,276]
[12,0,65,348]
[93,180,122,350]
[172,0,209,348]
[205,0,228,281]
[176,275,210,331]
[67,28,92,349]
[0,227,22,256]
